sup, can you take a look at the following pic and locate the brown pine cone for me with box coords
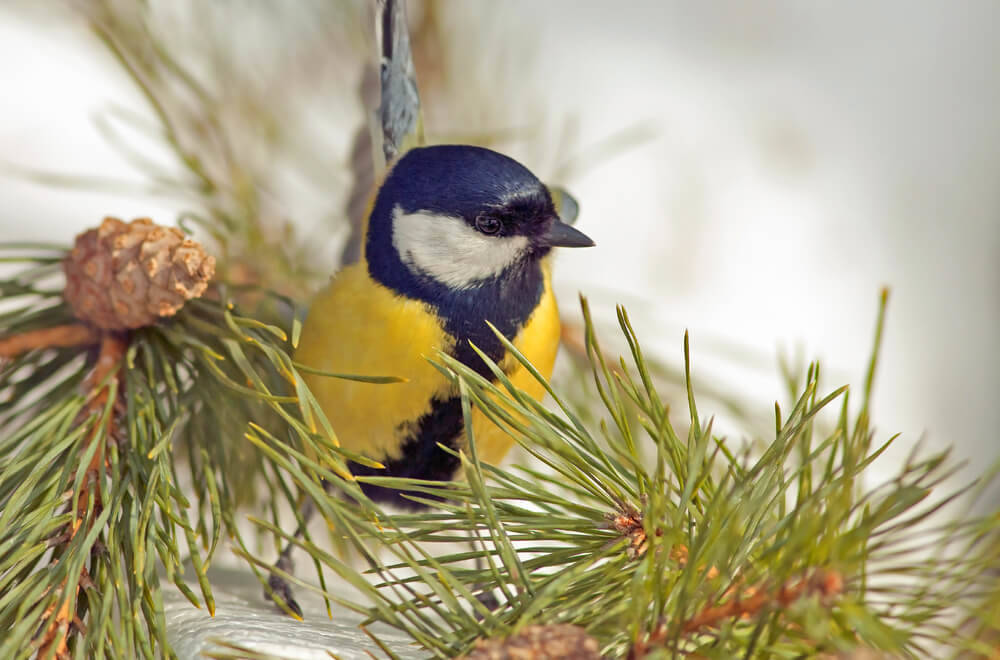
[63,217,216,330]
[460,624,602,660]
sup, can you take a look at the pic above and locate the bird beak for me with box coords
[541,217,595,248]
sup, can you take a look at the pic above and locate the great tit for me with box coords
[295,144,594,507]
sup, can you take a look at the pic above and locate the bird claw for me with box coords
[474,589,501,618]
[266,572,303,618]
[266,555,303,618]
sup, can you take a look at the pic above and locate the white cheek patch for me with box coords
[391,207,529,289]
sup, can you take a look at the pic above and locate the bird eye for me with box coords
[475,215,502,236]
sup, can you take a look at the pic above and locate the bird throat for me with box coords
[437,260,545,379]
[368,250,546,379]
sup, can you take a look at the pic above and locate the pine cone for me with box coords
[64,217,216,330]
[460,625,602,660]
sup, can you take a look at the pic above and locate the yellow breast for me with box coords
[469,266,561,465]
[295,261,561,468]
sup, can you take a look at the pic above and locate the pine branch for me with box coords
[3,240,998,658]
[0,232,393,657]
[0,324,99,358]
[636,568,844,655]
[261,293,1000,659]
[36,333,126,659]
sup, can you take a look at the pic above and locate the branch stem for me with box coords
[0,324,100,358]
[36,333,126,659]
[681,569,843,634]
[631,569,844,658]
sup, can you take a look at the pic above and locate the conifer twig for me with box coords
[36,332,126,659]
[681,569,844,634]
[630,569,845,658]
[0,323,100,358]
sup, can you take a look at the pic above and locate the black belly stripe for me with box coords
[349,395,464,509]
[356,251,547,508]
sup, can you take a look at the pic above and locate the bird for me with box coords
[268,144,593,615]
[295,143,593,507]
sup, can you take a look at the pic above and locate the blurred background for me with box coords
[1,0,998,496]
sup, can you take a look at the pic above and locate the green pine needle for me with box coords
[2,239,999,659]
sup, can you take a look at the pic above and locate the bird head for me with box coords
[364,145,594,293]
